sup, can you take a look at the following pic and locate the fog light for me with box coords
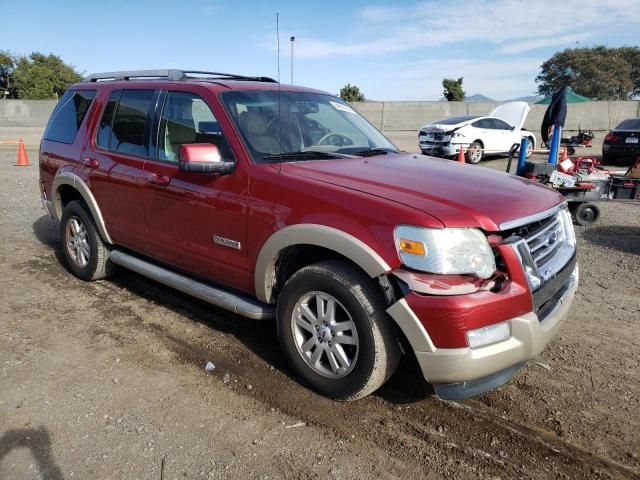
[466,322,511,349]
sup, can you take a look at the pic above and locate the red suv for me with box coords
[39,70,578,400]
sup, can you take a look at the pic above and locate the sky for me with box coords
[1,0,639,100]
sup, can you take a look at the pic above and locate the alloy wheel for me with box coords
[291,291,359,378]
[65,216,90,268]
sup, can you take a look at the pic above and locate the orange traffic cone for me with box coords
[16,139,30,167]
[457,147,465,163]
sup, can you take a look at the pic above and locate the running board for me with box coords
[109,250,275,320]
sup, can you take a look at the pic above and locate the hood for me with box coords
[280,154,565,231]
[490,101,530,130]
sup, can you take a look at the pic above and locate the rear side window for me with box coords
[44,90,96,144]
[96,90,122,149]
[472,119,491,129]
[110,90,154,157]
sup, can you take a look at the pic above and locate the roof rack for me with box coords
[81,69,278,83]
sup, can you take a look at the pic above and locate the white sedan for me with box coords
[418,102,536,164]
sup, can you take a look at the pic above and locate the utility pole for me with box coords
[290,36,295,84]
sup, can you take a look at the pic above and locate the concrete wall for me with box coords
[351,100,640,133]
[1,98,639,134]
[0,100,57,128]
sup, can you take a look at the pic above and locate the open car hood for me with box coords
[490,101,530,130]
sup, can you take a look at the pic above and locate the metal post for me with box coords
[548,124,562,167]
[516,137,528,175]
[290,36,295,84]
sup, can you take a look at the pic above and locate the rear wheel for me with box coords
[526,138,534,158]
[276,259,400,400]
[465,142,483,164]
[60,200,116,281]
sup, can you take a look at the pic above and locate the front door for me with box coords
[142,89,251,293]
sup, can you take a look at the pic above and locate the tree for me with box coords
[340,84,365,102]
[536,46,640,100]
[442,77,465,101]
[0,51,15,97]
[11,52,82,99]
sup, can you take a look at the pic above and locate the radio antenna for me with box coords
[276,13,281,83]
[276,12,283,168]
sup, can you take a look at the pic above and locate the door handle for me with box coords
[148,172,171,186]
[81,157,99,169]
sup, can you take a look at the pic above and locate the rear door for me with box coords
[142,87,251,292]
[488,118,516,152]
[85,88,158,253]
[470,119,495,151]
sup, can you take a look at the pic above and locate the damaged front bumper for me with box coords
[386,263,578,400]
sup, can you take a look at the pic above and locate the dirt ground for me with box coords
[1,142,639,480]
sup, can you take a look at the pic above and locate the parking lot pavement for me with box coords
[1,141,639,479]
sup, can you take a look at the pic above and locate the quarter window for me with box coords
[157,91,233,162]
[43,90,96,144]
[110,90,154,157]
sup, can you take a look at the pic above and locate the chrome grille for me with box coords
[506,206,576,291]
[524,214,565,268]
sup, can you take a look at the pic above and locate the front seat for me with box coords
[238,112,281,155]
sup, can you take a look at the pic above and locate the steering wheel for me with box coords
[266,117,280,133]
[316,133,353,147]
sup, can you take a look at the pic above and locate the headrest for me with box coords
[239,111,269,135]
[167,119,196,144]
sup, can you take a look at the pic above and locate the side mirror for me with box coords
[179,143,234,174]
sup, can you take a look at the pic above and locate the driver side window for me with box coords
[157,92,234,162]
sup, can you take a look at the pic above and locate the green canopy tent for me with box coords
[535,89,592,104]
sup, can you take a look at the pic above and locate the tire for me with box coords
[573,202,600,226]
[276,259,400,401]
[526,138,534,158]
[465,142,483,164]
[60,200,116,281]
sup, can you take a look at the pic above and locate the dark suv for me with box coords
[40,70,578,400]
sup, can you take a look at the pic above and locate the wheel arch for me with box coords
[255,224,392,304]
[52,172,113,244]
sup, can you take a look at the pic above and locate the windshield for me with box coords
[221,90,397,163]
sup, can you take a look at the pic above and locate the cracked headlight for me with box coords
[394,226,496,279]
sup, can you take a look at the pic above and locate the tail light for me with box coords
[604,133,620,143]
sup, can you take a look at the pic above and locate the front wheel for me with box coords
[276,260,400,401]
[465,142,483,164]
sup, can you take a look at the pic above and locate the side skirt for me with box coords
[109,250,275,320]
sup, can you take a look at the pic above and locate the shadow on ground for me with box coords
[0,428,64,480]
[31,216,433,408]
[582,225,640,255]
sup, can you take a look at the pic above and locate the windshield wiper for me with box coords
[352,147,398,157]
[262,150,352,161]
